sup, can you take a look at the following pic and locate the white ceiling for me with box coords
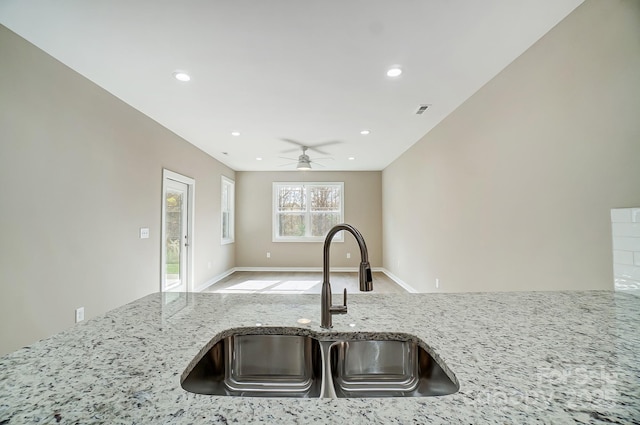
[0,0,583,171]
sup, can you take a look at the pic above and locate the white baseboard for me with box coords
[195,268,236,292]
[235,266,324,272]
[380,269,418,293]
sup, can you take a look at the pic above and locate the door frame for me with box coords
[161,169,195,292]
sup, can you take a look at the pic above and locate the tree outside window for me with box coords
[273,182,343,242]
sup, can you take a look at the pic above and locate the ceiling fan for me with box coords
[279,138,340,170]
[279,146,328,170]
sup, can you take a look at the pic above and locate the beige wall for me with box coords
[0,26,235,355]
[3,0,638,354]
[236,171,382,268]
[383,0,640,292]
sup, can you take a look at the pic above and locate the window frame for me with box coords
[221,176,235,245]
[272,181,344,243]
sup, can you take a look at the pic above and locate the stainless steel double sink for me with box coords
[181,328,459,398]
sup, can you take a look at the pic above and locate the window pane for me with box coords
[166,190,183,274]
[278,186,306,211]
[222,184,229,210]
[310,186,340,211]
[221,177,235,243]
[273,182,343,241]
[222,212,229,239]
[310,212,340,237]
[278,213,305,236]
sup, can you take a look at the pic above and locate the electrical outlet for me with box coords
[75,307,85,323]
[346,252,351,259]
[266,252,271,258]
[139,227,149,239]
[436,278,440,289]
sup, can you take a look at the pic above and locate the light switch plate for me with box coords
[75,307,85,323]
[140,227,150,239]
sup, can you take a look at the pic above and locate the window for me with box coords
[273,182,344,242]
[221,176,235,244]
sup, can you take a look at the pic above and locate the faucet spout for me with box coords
[359,261,373,292]
[321,224,373,328]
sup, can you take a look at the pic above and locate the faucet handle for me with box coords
[329,288,348,316]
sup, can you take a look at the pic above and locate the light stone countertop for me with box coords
[1,290,639,424]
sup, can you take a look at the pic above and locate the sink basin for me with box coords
[181,333,322,397]
[181,329,458,399]
[329,339,459,398]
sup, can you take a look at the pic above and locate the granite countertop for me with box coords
[1,290,638,424]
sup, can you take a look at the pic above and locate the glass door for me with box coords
[163,178,189,292]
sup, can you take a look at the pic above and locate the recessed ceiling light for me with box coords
[348,157,356,161]
[256,157,263,161]
[386,67,402,77]
[360,130,371,135]
[173,71,191,82]
[231,131,240,136]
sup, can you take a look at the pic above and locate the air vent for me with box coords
[415,104,431,115]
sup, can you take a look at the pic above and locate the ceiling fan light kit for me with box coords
[296,160,312,170]
[295,147,312,170]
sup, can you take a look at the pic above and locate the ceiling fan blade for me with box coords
[280,139,308,153]
[310,160,326,168]
[280,138,305,147]
[307,148,328,155]
[278,156,298,161]
[281,139,342,155]
[306,140,342,155]
[281,148,302,154]
[278,162,298,167]
[310,140,342,148]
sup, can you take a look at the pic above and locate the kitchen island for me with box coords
[1,290,638,424]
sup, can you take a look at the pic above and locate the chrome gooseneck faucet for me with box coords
[321,224,373,328]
